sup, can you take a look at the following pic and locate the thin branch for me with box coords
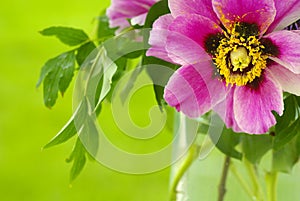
[218,156,231,201]
[230,162,254,199]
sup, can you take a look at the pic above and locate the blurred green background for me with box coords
[1,1,300,201]
[0,1,170,201]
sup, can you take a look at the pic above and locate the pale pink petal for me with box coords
[107,0,157,32]
[168,0,219,23]
[131,13,148,26]
[164,61,226,118]
[292,30,300,35]
[212,0,276,34]
[233,75,283,134]
[165,14,221,65]
[267,64,300,96]
[267,0,300,32]
[146,14,176,63]
[266,30,300,74]
[213,86,243,133]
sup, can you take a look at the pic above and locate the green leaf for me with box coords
[275,95,300,133]
[273,117,300,151]
[76,42,97,66]
[43,66,63,107]
[144,0,170,29]
[242,134,273,164]
[213,128,242,160]
[38,51,76,108]
[40,26,89,46]
[273,95,300,150]
[143,57,179,107]
[93,47,118,109]
[272,136,300,173]
[59,59,75,96]
[43,120,77,149]
[43,98,88,149]
[97,15,116,41]
[67,137,87,182]
[78,114,99,157]
[104,34,144,59]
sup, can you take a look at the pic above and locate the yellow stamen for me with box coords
[213,23,268,86]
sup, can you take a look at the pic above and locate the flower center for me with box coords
[205,22,280,87]
[214,23,270,86]
[230,47,252,72]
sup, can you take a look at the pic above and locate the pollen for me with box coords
[212,22,269,86]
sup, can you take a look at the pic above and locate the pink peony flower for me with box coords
[147,0,300,134]
[106,0,159,33]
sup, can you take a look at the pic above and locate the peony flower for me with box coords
[147,0,300,134]
[106,0,159,33]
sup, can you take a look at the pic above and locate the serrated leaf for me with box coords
[38,51,76,108]
[40,26,89,46]
[67,137,87,182]
[76,42,97,66]
[213,128,242,160]
[242,134,273,164]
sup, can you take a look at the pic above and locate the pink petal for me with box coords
[165,14,221,65]
[213,86,243,133]
[212,0,276,34]
[266,30,300,74]
[267,0,300,32]
[267,64,300,96]
[107,0,157,32]
[165,32,211,65]
[164,61,226,118]
[131,13,148,26]
[146,14,176,63]
[233,75,283,134]
[168,0,219,23]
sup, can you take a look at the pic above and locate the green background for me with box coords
[0,0,300,201]
[0,1,167,200]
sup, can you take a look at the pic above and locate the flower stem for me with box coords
[244,159,264,201]
[169,143,199,201]
[218,156,231,201]
[230,161,254,199]
[266,171,278,201]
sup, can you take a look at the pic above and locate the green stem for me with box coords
[266,171,278,201]
[244,159,264,201]
[230,161,254,199]
[169,143,199,201]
